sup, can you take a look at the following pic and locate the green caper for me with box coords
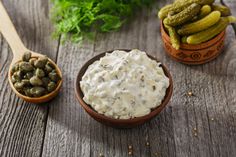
[48,72,60,82]
[44,64,53,73]
[30,76,43,86]
[11,76,17,84]
[12,52,60,97]
[34,56,48,68]
[22,52,32,62]
[46,61,54,67]
[13,71,23,80]
[24,72,34,79]
[29,58,37,66]
[30,87,46,97]
[19,62,34,72]
[14,82,24,89]
[11,75,20,84]
[47,81,56,92]
[11,71,21,83]
[35,68,45,78]
[40,56,48,63]
[21,79,30,86]
[23,87,32,97]
[11,63,19,74]
[42,77,50,87]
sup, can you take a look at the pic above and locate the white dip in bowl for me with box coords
[80,49,169,119]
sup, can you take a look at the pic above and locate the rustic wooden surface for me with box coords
[0,0,235,157]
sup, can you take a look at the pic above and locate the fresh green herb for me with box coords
[51,0,154,43]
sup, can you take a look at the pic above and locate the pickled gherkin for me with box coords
[158,0,214,20]
[158,4,173,20]
[187,16,236,44]
[212,4,231,16]
[158,0,235,47]
[199,5,212,18]
[164,23,180,50]
[164,3,201,27]
[178,11,221,36]
[173,0,214,4]
[181,36,188,44]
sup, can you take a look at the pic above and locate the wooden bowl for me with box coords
[75,50,173,128]
[160,22,226,65]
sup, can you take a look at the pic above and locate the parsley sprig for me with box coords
[51,0,153,43]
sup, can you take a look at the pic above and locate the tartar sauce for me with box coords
[80,49,169,119]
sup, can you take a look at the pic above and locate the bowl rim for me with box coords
[74,49,173,124]
[160,21,226,50]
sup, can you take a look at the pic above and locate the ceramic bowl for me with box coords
[75,50,173,128]
[160,22,226,65]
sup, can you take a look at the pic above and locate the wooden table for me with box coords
[0,0,236,157]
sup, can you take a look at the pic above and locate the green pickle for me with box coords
[199,5,212,18]
[181,36,188,44]
[164,23,180,50]
[187,16,236,44]
[164,3,201,27]
[212,4,231,16]
[158,0,215,19]
[178,11,221,36]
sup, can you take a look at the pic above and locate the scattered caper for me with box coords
[30,87,46,97]
[19,62,34,72]
[47,81,56,92]
[30,76,43,86]
[35,68,45,78]
[22,52,32,62]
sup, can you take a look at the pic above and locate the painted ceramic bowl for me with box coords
[160,22,226,65]
[75,50,173,128]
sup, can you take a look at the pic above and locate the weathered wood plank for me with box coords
[0,0,235,157]
[0,0,59,156]
[42,43,95,157]
[36,0,236,157]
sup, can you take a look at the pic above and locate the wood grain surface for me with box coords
[0,0,235,157]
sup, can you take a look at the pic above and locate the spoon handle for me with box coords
[0,2,27,59]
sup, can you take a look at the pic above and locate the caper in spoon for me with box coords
[0,2,62,103]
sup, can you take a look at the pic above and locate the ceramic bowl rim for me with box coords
[75,49,173,124]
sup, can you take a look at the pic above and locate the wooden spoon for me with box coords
[0,2,62,103]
